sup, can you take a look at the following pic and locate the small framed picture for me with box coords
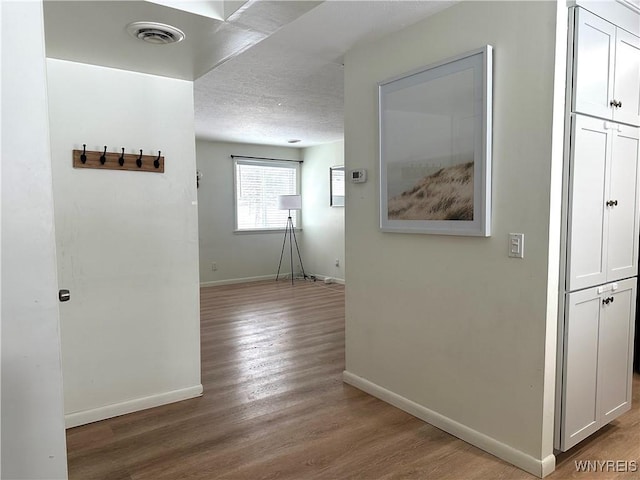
[330,166,345,207]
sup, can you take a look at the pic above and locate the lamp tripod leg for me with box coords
[290,222,307,280]
[288,216,294,285]
[276,218,289,281]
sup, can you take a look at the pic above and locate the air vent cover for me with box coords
[126,22,185,45]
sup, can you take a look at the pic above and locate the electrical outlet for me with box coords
[212,262,218,271]
[335,259,340,267]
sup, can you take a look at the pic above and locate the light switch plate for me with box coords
[509,233,524,258]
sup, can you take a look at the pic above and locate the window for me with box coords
[234,158,300,231]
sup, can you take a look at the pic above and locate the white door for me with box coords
[566,115,609,291]
[561,286,602,451]
[1,1,69,477]
[606,125,640,281]
[613,29,640,127]
[597,278,636,423]
[573,8,616,121]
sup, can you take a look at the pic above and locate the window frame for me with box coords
[232,157,301,233]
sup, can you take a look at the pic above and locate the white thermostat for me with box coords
[350,169,367,183]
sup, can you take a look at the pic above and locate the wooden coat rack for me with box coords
[73,145,165,173]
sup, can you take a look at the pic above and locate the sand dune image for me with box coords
[387,161,474,221]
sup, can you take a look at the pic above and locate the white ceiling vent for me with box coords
[126,22,185,45]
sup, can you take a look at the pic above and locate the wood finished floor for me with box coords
[67,280,640,479]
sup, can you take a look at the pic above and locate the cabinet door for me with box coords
[567,116,610,291]
[597,278,636,424]
[573,8,616,121]
[606,125,640,281]
[613,29,640,127]
[561,279,637,451]
[561,286,602,451]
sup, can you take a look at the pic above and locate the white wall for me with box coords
[343,1,564,476]
[196,140,302,285]
[301,141,345,281]
[46,59,202,426]
[1,1,68,478]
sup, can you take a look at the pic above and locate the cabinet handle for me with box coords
[609,99,622,108]
[602,296,615,305]
[606,200,618,207]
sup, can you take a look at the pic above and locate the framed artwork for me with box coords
[379,46,493,236]
[330,166,345,207]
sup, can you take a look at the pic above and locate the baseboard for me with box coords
[342,371,555,478]
[312,274,346,285]
[65,384,203,428]
[201,274,345,287]
[200,275,276,287]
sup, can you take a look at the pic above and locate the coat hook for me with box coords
[119,148,125,166]
[154,151,161,169]
[81,144,87,164]
[136,149,143,168]
[100,146,107,165]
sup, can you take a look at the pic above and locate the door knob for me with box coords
[58,289,70,302]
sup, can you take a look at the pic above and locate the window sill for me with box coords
[234,228,302,235]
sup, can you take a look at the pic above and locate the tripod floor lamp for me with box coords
[276,194,307,285]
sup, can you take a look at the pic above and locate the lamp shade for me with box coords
[277,194,302,210]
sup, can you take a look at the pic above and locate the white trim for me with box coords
[617,0,640,15]
[311,274,346,285]
[233,228,302,235]
[65,384,203,428]
[201,274,277,287]
[572,0,640,36]
[342,371,555,478]
[232,157,301,232]
[200,274,344,288]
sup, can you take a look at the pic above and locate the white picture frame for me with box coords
[330,166,345,207]
[379,45,493,236]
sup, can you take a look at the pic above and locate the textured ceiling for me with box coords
[43,0,456,149]
[194,0,456,147]
[194,28,345,147]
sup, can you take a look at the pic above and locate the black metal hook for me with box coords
[119,148,125,166]
[154,151,161,169]
[100,146,107,165]
[81,144,87,164]
[136,149,143,168]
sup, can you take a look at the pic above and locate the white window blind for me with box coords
[234,158,299,231]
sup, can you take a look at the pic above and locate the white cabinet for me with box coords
[572,8,640,127]
[557,4,640,453]
[560,278,636,451]
[566,115,640,291]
